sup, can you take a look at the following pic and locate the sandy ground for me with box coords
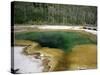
[14,46,44,74]
[83,29,97,35]
[14,25,97,35]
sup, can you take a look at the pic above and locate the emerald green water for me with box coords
[15,31,96,52]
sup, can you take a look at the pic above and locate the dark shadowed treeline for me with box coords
[13,2,97,26]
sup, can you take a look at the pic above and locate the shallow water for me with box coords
[13,46,44,74]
